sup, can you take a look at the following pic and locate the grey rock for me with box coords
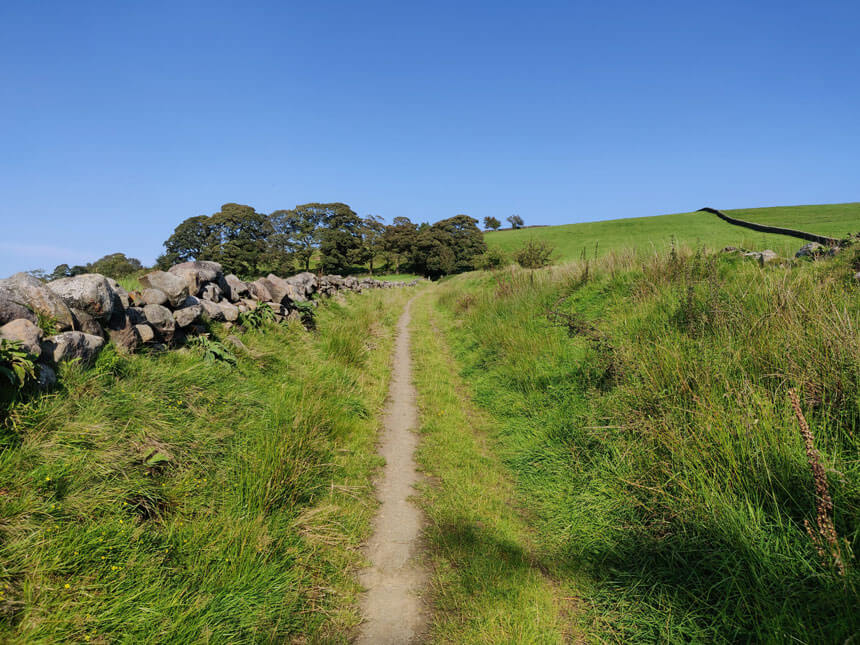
[141,288,169,306]
[168,261,224,295]
[70,308,104,338]
[0,318,44,357]
[200,283,223,303]
[218,300,239,322]
[0,273,74,330]
[795,242,825,258]
[248,279,273,302]
[142,304,176,341]
[47,274,116,321]
[43,331,105,365]
[224,274,250,302]
[105,277,130,309]
[107,317,140,354]
[240,298,258,311]
[285,272,318,299]
[743,249,780,265]
[225,335,249,353]
[138,271,189,308]
[199,299,226,322]
[126,307,146,325]
[37,363,57,389]
[265,274,305,303]
[855,271,860,283]
[173,304,203,328]
[0,286,37,326]
[135,323,156,344]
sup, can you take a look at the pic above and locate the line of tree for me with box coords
[157,203,487,279]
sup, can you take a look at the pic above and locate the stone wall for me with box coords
[0,261,417,387]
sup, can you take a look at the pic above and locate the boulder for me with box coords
[199,299,225,322]
[248,279,273,302]
[0,319,43,357]
[70,308,104,338]
[173,304,203,328]
[795,242,826,258]
[0,286,37,326]
[47,274,116,321]
[42,331,105,365]
[135,324,156,344]
[141,288,169,306]
[168,261,224,295]
[138,271,188,308]
[37,363,57,389]
[200,283,223,302]
[126,307,146,325]
[743,249,780,265]
[105,278,130,309]
[240,298,258,311]
[218,300,239,322]
[106,316,140,354]
[0,273,74,330]
[224,274,250,302]
[142,304,176,341]
[264,274,306,303]
[285,272,318,299]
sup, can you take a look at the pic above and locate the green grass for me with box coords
[486,202,860,262]
[0,288,410,642]
[410,295,587,643]
[424,245,859,642]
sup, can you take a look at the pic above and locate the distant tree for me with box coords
[431,215,487,273]
[318,203,365,274]
[381,217,419,273]
[361,215,387,275]
[483,216,501,231]
[268,204,330,272]
[507,214,524,230]
[413,227,456,278]
[49,264,72,280]
[89,253,143,279]
[163,215,216,265]
[208,203,269,277]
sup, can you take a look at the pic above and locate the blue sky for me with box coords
[1,0,857,275]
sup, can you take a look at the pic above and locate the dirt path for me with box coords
[356,299,427,644]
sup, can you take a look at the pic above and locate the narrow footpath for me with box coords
[356,299,427,644]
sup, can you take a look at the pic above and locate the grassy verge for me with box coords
[485,202,860,262]
[0,288,410,642]
[410,293,586,643]
[427,247,859,642]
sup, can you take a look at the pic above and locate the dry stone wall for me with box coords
[0,261,417,388]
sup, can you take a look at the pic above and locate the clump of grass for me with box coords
[0,288,410,642]
[429,243,859,641]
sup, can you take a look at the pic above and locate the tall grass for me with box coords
[0,288,410,642]
[430,246,859,641]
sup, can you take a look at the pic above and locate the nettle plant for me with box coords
[0,339,37,400]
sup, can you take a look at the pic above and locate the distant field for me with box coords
[485,203,860,262]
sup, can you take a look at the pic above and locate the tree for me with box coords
[268,204,329,272]
[88,253,143,279]
[208,203,269,277]
[483,216,501,231]
[413,227,456,278]
[507,214,524,230]
[361,215,387,275]
[381,217,419,273]
[163,215,216,266]
[318,203,365,274]
[431,215,487,273]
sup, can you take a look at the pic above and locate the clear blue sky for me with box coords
[1,0,858,275]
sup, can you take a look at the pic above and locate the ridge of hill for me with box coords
[484,202,860,261]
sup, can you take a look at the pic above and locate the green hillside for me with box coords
[485,203,860,261]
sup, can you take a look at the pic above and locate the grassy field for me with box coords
[422,245,859,641]
[0,288,410,642]
[485,202,860,262]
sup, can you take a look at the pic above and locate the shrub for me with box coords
[514,239,554,268]
[0,339,37,406]
[473,247,508,271]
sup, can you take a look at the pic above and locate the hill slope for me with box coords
[485,203,860,261]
